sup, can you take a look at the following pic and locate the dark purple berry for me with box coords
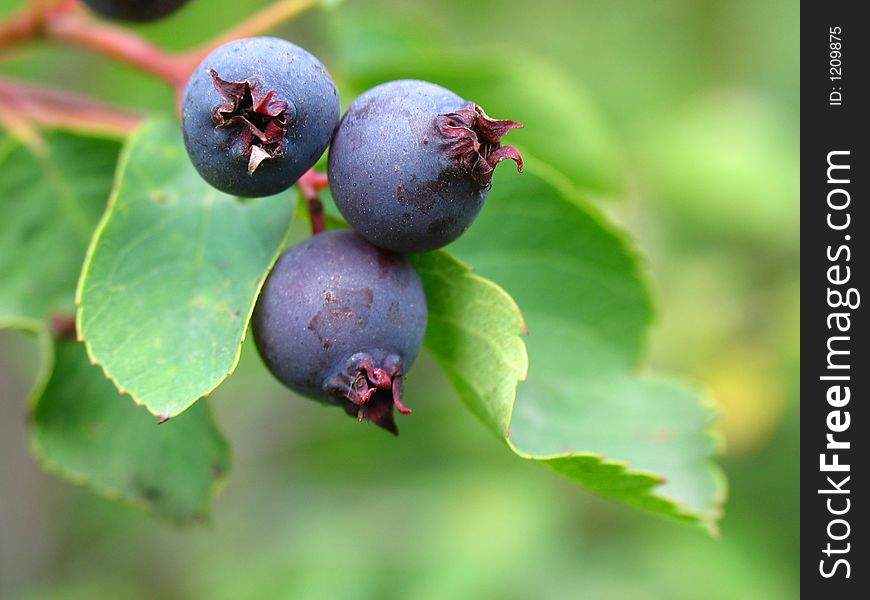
[81,0,190,22]
[328,80,523,253]
[182,37,340,197]
[252,230,428,434]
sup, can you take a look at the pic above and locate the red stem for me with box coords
[1,1,328,216]
[43,12,190,87]
[0,7,41,51]
[0,0,74,52]
[0,76,143,137]
[2,0,323,91]
[297,169,329,235]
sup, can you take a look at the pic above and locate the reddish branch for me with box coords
[2,1,328,215]
[44,13,190,87]
[0,76,142,138]
[297,169,330,235]
[0,0,75,53]
[0,6,42,49]
[0,0,321,92]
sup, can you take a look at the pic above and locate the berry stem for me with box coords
[43,12,191,87]
[297,169,329,235]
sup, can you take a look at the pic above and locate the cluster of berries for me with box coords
[182,37,522,434]
[83,3,523,434]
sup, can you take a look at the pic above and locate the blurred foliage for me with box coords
[0,0,798,598]
[0,132,119,321]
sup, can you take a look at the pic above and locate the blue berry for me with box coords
[182,37,340,197]
[328,80,523,253]
[252,230,428,434]
[81,0,190,22]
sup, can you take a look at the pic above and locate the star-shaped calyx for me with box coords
[436,103,524,186]
[210,69,294,175]
[322,351,411,435]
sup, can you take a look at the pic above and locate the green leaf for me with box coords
[411,252,528,438]
[417,158,724,529]
[0,132,120,321]
[30,337,229,524]
[0,129,229,522]
[76,119,296,418]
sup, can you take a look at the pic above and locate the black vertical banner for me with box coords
[803,3,868,596]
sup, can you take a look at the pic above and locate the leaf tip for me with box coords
[516,308,529,336]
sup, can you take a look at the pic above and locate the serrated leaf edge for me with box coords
[491,153,724,530]
[0,318,230,525]
[29,396,232,527]
[415,251,528,437]
[74,119,296,419]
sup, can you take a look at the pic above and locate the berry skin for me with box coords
[81,0,190,22]
[182,37,340,197]
[252,230,428,434]
[328,80,523,253]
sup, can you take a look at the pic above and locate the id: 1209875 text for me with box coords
[829,26,844,106]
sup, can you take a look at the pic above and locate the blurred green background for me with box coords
[0,0,798,598]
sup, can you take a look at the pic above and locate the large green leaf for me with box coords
[30,337,229,524]
[0,132,120,321]
[76,119,296,418]
[0,127,229,522]
[415,158,724,529]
